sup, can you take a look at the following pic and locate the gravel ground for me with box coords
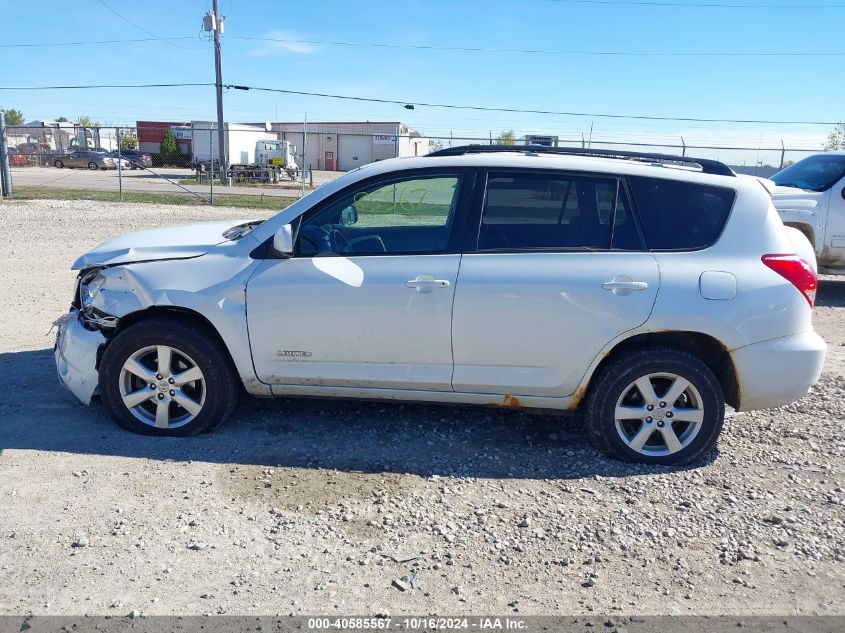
[0,199,844,617]
[10,166,343,197]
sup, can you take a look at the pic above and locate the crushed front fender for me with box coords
[54,310,107,405]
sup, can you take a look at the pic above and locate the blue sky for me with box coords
[0,0,842,152]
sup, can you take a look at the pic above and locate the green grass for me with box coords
[178,178,226,186]
[7,187,295,210]
[178,177,306,191]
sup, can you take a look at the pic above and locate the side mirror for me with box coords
[841,186,845,201]
[340,204,358,226]
[272,223,295,257]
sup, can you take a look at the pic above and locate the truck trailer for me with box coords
[190,122,300,182]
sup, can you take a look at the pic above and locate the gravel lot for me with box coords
[1,199,844,617]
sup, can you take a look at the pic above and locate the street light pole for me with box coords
[211,0,228,186]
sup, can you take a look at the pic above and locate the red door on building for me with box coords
[325,151,335,171]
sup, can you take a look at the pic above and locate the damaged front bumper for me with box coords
[54,309,108,405]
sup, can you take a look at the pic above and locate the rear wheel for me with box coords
[99,317,239,436]
[54,160,64,168]
[87,161,98,170]
[583,347,724,465]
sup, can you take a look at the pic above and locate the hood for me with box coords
[72,220,249,270]
[768,183,825,212]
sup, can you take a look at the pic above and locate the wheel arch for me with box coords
[576,331,740,410]
[784,222,816,249]
[110,306,247,393]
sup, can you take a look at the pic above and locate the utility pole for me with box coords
[0,111,12,198]
[209,0,228,185]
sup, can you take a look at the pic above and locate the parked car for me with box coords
[8,146,28,167]
[110,149,152,169]
[54,146,825,464]
[53,150,117,170]
[769,151,845,274]
[110,155,132,170]
[16,142,55,166]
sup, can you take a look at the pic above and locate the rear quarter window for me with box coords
[628,176,736,250]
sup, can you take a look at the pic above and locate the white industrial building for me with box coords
[7,120,94,152]
[270,121,430,171]
[135,120,431,171]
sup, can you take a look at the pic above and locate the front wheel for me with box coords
[88,161,98,170]
[54,160,64,168]
[582,347,724,465]
[99,317,239,436]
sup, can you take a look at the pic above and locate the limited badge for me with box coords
[277,350,312,359]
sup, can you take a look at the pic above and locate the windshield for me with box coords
[771,154,845,192]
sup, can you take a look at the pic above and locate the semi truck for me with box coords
[190,122,300,183]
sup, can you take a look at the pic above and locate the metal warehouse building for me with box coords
[136,121,193,156]
[270,121,430,171]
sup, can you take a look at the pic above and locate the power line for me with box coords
[1,82,838,126]
[547,0,845,8]
[95,0,197,49]
[0,83,213,90]
[229,35,845,57]
[225,84,842,126]
[1,34,842,57]
[0,37,197,49]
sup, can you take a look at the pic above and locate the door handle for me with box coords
[603,281,648,291]
[406,276,450,290]
[602,276,648,295]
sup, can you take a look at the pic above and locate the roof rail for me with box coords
[426,144,735,177]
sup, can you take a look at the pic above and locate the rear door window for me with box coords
[478,172,643,251]
[628,176,736,250]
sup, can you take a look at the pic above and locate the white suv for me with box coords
[54,146,826,464]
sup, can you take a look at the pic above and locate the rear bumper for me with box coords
[731,330,826,411]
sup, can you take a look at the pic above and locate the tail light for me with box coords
[762,254,817,307]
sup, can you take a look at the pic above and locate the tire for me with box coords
[582,346,724,465]
[54,160,64,168]
[98,317,239,436]
[88,161,98,170]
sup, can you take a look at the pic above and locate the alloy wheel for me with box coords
[613,372,704,457]
[118,345,206,429]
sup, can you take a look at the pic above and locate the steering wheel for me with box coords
[299,224,333,254]
[329,228,350,253]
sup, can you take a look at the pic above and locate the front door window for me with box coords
[297,175,462,256]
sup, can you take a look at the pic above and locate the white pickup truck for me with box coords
[769,151,845,274]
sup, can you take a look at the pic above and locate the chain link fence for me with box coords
[428,134,819,178]
[0,120,824,207]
